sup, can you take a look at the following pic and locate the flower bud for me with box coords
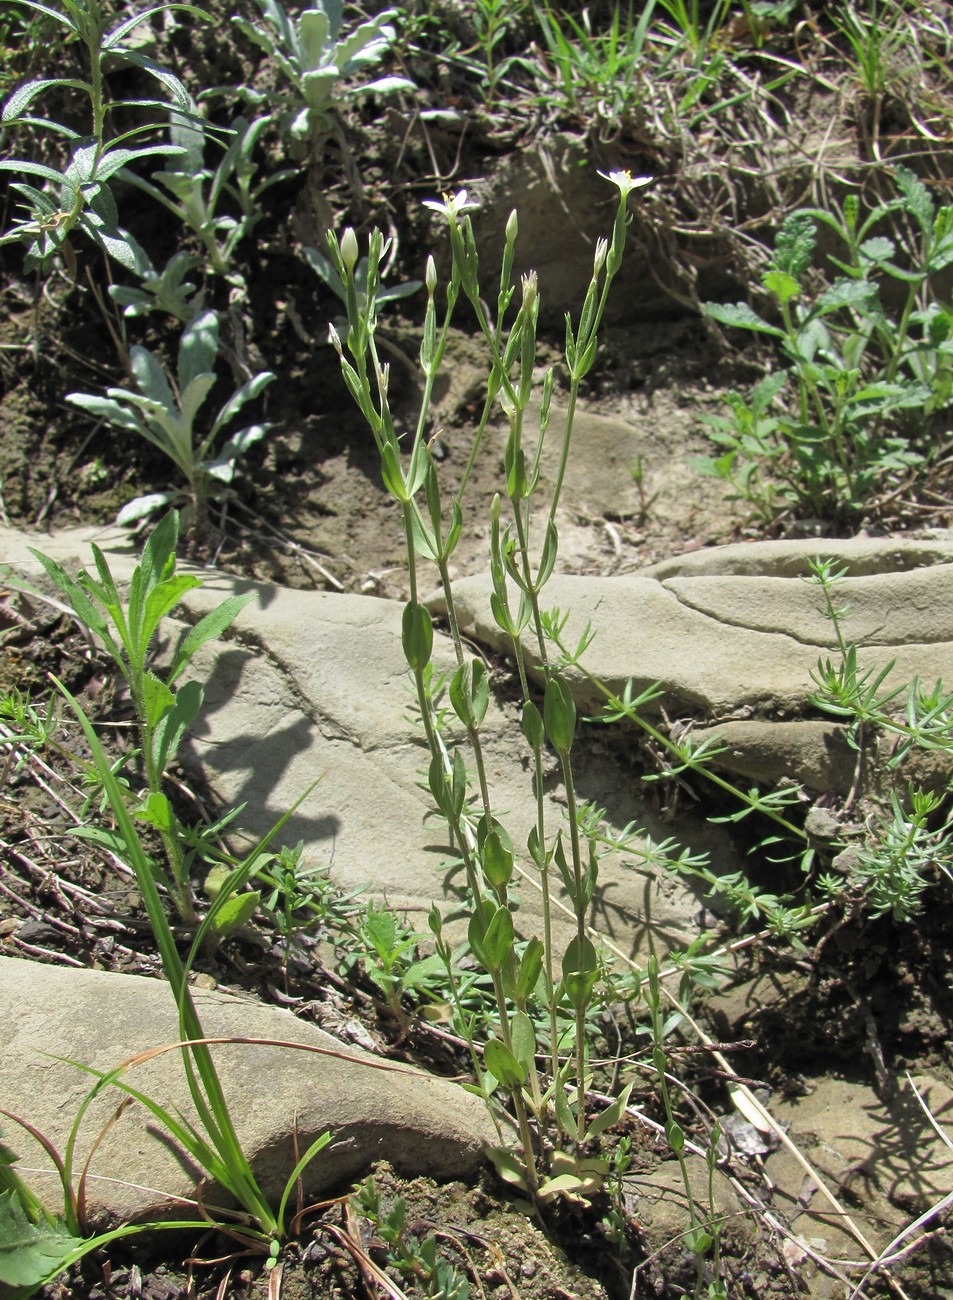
[340,226,359,274]
[505,209,518,245]
[328,323,343,354]
[425,254,437,293]
[593,237,608,275]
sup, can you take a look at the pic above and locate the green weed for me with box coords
[701,166,953,523]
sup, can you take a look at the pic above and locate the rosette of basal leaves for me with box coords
[232,0,414,144]
[66,310,274,527]
[0,0,208,273]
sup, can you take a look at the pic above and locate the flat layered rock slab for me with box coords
[435,535,953,717]
[0,956,497,1226]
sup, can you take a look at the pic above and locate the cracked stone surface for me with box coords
[432,534,953,792]
[0,956,498,1225]
[434,535,953,715]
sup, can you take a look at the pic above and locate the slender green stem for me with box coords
[490,967,539,1192]
[560,753,590,1159]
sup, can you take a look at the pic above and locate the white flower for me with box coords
[422,189,480,224]
[598,169,654,200]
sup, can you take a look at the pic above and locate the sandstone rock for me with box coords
[0,956,497,1226]
[763,1074,953,1284]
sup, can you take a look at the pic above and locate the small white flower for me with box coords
[521,271,538,309]
[422,189,480,224]
[598,169,654,200]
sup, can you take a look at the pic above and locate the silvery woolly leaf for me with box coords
[128,347,176,412]
[211,371,275,436]
[66,393,147,433]
[178,372,217,433]
[178,310,220,390]
[3,76,89,121]
[298,7,331,68]
[117,492,182,527]
[360,75,416,96]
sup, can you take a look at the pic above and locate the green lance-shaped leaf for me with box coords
[510,1009,537,1077]
[401,601,433,670]
[587,1082,634,1139]
[521,699,544,749]
[536,518,559,588]
[466,894,497,969]
[482,829,514,892]
[449,747,467,819]
[561,935,598,1010]
[526,824,545,870]
[430,749,468,821]
[504,425,528,501]
[449,658,489,729]
[482,904,515,972]
[380,441,410,501]
[515,937,544,1004]
[142,671,175,730]
[428,752,450,818]
[484,1037,525,1088]
[167,592,254,683]
[154,678,204,775]
[544,673,576,755]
